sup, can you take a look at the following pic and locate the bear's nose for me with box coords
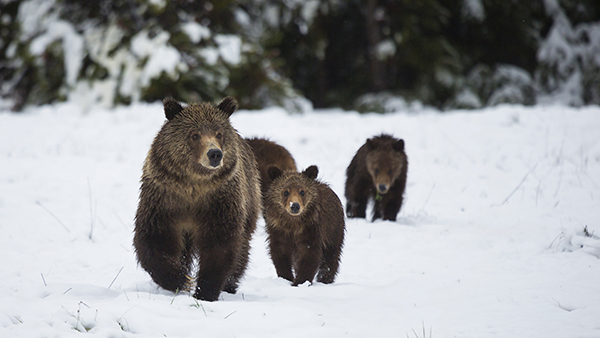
[378,184,388,194]
[207,149,223,167]
[290,202,301,214]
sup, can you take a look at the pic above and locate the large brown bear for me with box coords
[133,97,261,302]
[245,137,297,198]
[345,134,408,222]
[264,165,345,286]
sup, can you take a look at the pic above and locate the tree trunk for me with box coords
[365,0,384,91]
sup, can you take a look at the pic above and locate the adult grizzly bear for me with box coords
[264,165,345,286]
[133,97,261,302]
[345,134,408,222]
[245,137,297,198]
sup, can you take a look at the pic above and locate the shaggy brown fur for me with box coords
[264,165,345,286]
[345,134,408,222]
[133,97,261,301]
[246,137,297,198]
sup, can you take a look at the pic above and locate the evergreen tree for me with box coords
[1,0,599,112]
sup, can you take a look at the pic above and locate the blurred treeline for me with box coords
[1,0,599,112]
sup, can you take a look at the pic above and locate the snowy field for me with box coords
[1,101,599,337]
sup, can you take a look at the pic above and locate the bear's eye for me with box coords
[283,190,289,197]
[374,168,380,176]
[388,169,392,176]
[216,132,222,139]
[299,190,305,196]
[191,133,200,141]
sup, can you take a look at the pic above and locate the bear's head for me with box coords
[151,97,239,178]
[267,165,319,217]
[365,135,406,195]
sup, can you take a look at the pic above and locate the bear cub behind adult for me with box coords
[134,97,261,302]
[345,134,408,222]
[264,165,345,286]
[245,137,297,199]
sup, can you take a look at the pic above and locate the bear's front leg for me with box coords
[382,190,403,221]
[133,217,190,292]
[346,196,368,218]
[372,196,385,221]
[292,242,322,286]
[194,243,237,301]
[316,245,341,284]
[267,231,294,282]
[345,178,370,218]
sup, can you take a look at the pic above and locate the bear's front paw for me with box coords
[346,202,366,218]
[222,282,238,294]
[193,288,220,302]
[346,203,357,218]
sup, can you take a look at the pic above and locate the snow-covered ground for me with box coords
[1,102,599,337]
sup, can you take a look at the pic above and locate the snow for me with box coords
[199,47,219,66]
[453,88,483,109]
[462,0,485,22]
[215,35,242,65]
[29,20,84,88]
[542,0,561,17]
[535,9,600,106]
[300,0,320,25]
[181,22,211,45]
[132,31,188,88]
[375,39,396,60]
[1,102,600,337]
[16,0,55,40]
[20,0,84,88]
[148,0,166,10]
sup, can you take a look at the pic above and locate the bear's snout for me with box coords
[290,202,301,214]
[377,184,389,194]
[207,148,223,167]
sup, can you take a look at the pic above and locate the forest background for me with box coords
[1,0,599,113]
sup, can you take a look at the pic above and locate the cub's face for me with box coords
[280,184,308,216]
[267,165,319,217]
[365,139,406,195]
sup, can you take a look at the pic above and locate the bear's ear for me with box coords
[163,97,184,121]
[393,139,405,152]
[216,96,238,117]
[302,165,319,180]
[268,166,283,181]
[366,138,376,150]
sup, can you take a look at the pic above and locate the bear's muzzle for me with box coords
[207,148,223,168]
[377,184,389,194]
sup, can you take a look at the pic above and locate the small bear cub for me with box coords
[245,137,297,199]
[345,134,408,221]
[264,165,345,286]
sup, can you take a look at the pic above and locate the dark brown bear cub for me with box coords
[345,134,408,222]
[134,97,261,302]
[264,165,345,286]
[246,137,297,199]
